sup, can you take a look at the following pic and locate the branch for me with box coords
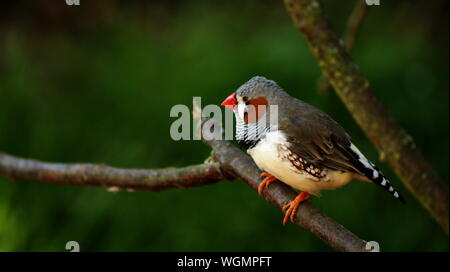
[284,0,449,234]
[318,0,368,94]
[0,126,372,251]
[0,153,224,191]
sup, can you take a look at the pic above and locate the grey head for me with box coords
[235,76,289,106]
[230,76,292,149]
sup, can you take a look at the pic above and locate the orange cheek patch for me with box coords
[244,97,268,123]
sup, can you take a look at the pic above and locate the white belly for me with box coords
[247,131,353,196]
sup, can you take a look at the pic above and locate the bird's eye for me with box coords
[243,96,248,102]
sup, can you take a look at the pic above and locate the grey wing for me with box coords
[280,112,364,174]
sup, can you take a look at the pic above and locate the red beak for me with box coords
[220,92,237,110]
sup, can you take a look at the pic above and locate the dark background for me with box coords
[0,0,448,251]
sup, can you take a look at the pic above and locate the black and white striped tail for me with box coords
[349,144,406,204]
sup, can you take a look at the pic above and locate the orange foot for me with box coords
[258,172,277,195]
[282,192,311,225]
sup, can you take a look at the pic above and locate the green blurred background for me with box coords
[0,0,448,251]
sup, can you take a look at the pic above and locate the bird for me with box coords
[220,76,405,225]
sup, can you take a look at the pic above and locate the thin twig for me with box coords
[343,0,368,52]
[318,0,367,94]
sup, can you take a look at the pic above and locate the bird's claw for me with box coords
[282,192,311,225]
[258,172,277,195]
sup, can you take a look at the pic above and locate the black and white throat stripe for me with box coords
[235,115,271,150]
[348,143,406,204]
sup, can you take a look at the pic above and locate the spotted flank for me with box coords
[349,144,406,204]
[279,145,326,179]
